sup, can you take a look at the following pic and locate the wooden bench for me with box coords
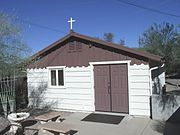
[34,111,61,123]
[25,121,76,135]
[24,122,41,135]
[40,121,76,135]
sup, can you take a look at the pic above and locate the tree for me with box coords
[139,22,180,73]
[103,32,125,46]
[118,39,125,46]
[103,32,114,42]
[0,12,31,77]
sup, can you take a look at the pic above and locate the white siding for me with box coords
[129,64,150,116]
[27,66,94,112]
[27,63,152,116]
[27,68,48,107]
[27,68,48,89]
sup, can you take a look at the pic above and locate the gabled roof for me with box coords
[32,31,163,63]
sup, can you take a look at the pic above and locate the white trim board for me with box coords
[47,66,66,69]
[89,60,131,65]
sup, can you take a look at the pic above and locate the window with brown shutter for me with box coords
[68,41,82,53]
[69,41,75,51]
[76,42,82,51]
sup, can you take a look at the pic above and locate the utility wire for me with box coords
[10,1,179,34]
[15,17,67,34]
[116,0,180,18]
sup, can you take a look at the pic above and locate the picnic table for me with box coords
[25,121,76,135]
[34,111,61,123]
[39,121,76,135]
[24,111,77,135]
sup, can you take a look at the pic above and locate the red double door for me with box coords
[94,64,128,113]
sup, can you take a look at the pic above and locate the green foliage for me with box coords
[0,12,31,77]
[118,39,125,45]
[139,22,180,74]
[103,32,114,42]
[103,32,125,46]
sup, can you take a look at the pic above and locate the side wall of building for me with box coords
[27,63,151,116]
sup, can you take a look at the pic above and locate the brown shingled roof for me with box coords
[32,31,163,63]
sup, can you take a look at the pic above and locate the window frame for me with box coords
[47,66,66,88]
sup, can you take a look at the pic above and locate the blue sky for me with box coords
[0,0,180,54]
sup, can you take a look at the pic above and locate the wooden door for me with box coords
[94,64,128,113]
[94,65,111,112]
[110,64,128,113]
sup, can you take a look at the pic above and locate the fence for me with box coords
[0,76,28,116]
[0,77,16,116]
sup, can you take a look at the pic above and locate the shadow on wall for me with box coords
[152,92,180,135]
[151,67,165,95]
[159,92,179,112]
[152,91,180,121]
[28,82,57,111]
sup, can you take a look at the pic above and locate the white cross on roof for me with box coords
[68,17,75,30]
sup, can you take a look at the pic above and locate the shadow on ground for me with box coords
[152,106,180,135]
[164,106,180,135]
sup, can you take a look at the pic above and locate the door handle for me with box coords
[108,82,110,94]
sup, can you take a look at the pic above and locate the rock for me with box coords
[0,117,10,133]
